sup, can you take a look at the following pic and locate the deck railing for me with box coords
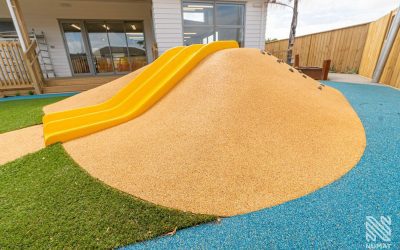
[0,40,43,95]
[0,41,32,88]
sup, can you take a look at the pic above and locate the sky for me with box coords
[266,0,399,40]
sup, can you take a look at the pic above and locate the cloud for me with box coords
[266,0,399,40]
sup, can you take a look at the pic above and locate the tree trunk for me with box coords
[286,0,298,65]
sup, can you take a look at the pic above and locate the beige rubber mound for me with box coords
[0,125,44,165]
[45,48,366,216]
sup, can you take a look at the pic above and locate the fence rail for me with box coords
[0,41,32,89]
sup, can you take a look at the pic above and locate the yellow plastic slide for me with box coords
[43,46,184,124]
[43,41,239,146]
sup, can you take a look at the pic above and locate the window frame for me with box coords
[181,0,246,47]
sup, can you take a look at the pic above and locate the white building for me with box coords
[0,0,267,87]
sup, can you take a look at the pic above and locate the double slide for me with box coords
[43,41,239,146]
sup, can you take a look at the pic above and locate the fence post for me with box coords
[372,7,400,83]
[294,54,300,68]
[322,59,331,80]
[22,41,43,94]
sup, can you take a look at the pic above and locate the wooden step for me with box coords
[43,83,102,93]
[45,75,119,86]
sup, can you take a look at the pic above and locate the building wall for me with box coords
[244,0,266,49]
[0,0,155,77]
[152,0,184,55]
[152,0,266,54]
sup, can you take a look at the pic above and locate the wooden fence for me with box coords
[266,23,369,73]
[359,9,400,88]
[266,9,400,88]
[0,41,32,89]
[358,12,393,78]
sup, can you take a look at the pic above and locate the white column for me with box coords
[6,0,27,51]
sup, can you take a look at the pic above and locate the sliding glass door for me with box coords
[107,22,129,73]
[60,20,147,76]
[86,22,114,74]
[125,22,148,71]
[61,21,91,75]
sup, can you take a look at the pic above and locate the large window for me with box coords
[182,1,245,46]
[60,20,147,76]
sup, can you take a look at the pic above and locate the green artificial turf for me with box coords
[0,97,66,134]
[0,144,215,248]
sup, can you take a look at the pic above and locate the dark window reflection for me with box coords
[184,27,214,46]
[0,20,16,34]
[216,4,244,26]
[216,28,243,47]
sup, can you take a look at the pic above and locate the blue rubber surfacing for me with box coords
[0,92,78,102]
[124,82,400,249]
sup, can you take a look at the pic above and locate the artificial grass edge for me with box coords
[0,144,216,249]
[0,97,67,134]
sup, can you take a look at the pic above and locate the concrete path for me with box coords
[0,125,44,165]
[124,82,400,249]
[328,73,377,85]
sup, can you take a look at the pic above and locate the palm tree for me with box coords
[268,0,299,65]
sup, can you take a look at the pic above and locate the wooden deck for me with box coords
[43,75,121,93]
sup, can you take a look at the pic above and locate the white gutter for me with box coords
[372,7,400,83]
[6,0,27,52]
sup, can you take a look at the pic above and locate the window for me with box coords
[60,20,147,76]
[182,1,245,47]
